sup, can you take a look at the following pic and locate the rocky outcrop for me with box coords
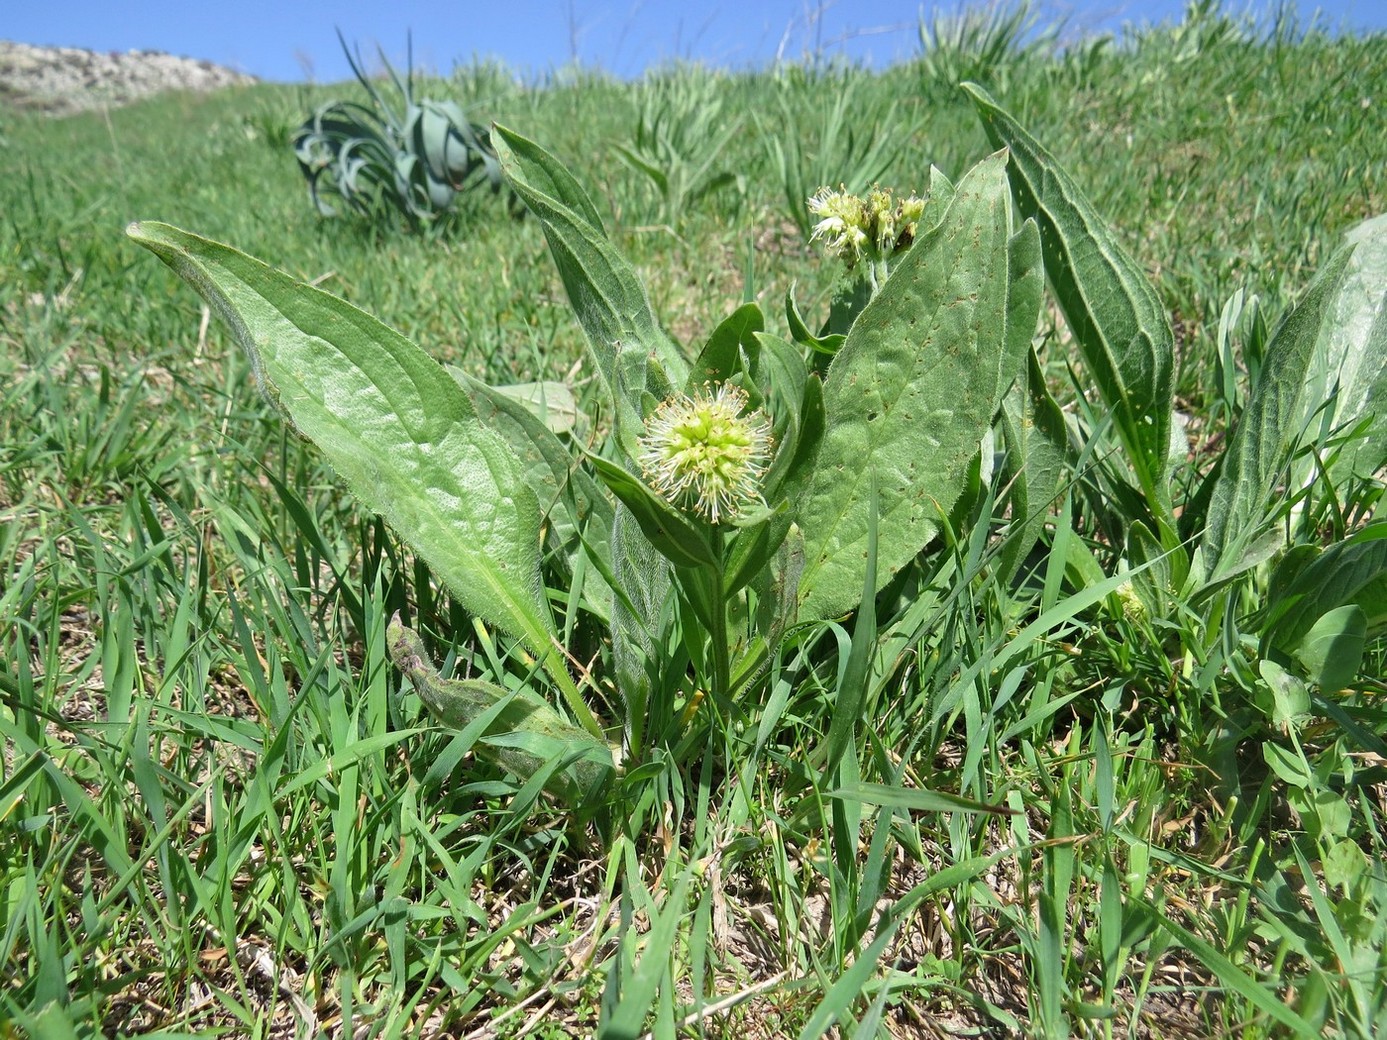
[0,40,257,115]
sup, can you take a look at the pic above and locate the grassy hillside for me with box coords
[2,5,1386,1037]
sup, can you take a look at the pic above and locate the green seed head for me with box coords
[638,383,772,525]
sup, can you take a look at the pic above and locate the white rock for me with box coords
[0,40,257,115]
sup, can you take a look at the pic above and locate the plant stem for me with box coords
[709,527,732,699]
[868,257,890,296]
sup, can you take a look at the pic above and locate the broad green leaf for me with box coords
[1292,604,1366,690]
[1203,251,1353,572]
[492,379,582,435]
[1262,741,1312,787]
[1291,786,1351,842]
[993,216,1053,583]
[1323,838,1370,891]
[387,617,613,806]
[1257,659,1310,728]
[757,331,826,504]
[964,84,1175,511]
[493,125,688,453]
[1317,214,1387,487]
[785,286,845,356]
[820,477,879,778]
[925,164,957,214]
[1205,215,1387,572]
[492,123,605,229]
[688,301,763,390]
[724,505,793,597]
[1261,523,1387,654]
[747,523,806,677]
[454,370,613,579]
[126,222,582,712]
[1003,210,1045,379]
[795,151,1037,620]
[586,453,717,569]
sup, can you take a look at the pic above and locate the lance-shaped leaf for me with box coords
[795,152,1040,620]
[689,302,763,390]
[387,616,613,806]
[1204,214,1387,574]
[1319,214,1387,487]
[127,221,593,731]
[757,330,826,504]
[964,83,1175,509]
[586,452,717,570]
[609,506,672,757]
[493,124,687,454]
[997,348,1071,584]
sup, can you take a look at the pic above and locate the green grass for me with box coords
[3,5,1387,1037]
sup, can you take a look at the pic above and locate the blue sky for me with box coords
[6,1,1384,82]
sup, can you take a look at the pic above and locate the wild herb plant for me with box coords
[292,33,505,230]
[965,85,1387,711]
[130,119,1044,817]
[131,81,1386,836]
[613,67,743,229]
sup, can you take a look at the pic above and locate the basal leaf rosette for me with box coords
[638,383,772,525]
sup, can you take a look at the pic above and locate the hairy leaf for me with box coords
[795,151,1038,620]
[493,125,687,453]
[609,507,672,756]
[689,302,763,390]
[1321,214,1387,486]
[964,84,1175,510]
[1205,214,1387,573]
[998,348,1071,584]
[127,222,578,708]
[387,617,613,805]
[455,371,613,588]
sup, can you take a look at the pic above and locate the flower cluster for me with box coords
[807,185,927,268]
[638,383,772,525]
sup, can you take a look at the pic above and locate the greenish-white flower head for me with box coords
[808,184,928,268]
[866,186,897,253]
[638,383,772,525]
[808,186,869,264]
[897,193,926,233]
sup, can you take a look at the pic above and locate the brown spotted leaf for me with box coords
[795,151,1039,619]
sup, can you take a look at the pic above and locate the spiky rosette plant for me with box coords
[292,32,505,230]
